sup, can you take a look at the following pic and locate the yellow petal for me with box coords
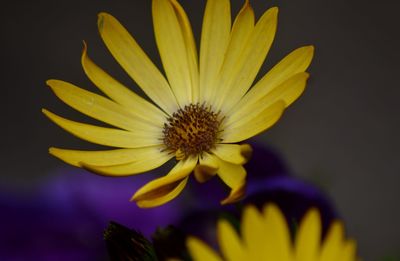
[226,72,309,126]
[217,7,278,112]
[49,146,165,167]
[81,151,172,176]
[131,157,197,207]
[341,239,357,261]
[234,45,314,111]
[319,221,344,261]
[194,152,218,183]
[152,0,194,106]
[81,42,167,124]
[215,157,246,190]
[262,204,293,260]
[220,183,245,205]
[241,205,268,260]
[217,219,245,261]
[199,0,231,103]
[222,101,285,143]
[169,0,199,103]
[42,109,161,148]
[215,156,246,204]
[187,237,223,261]
[135,177,189,208]
[47,79,160,133]
[240,144,253,164]
[212,144,246,165]
[295,208,321,261]
[98,12,178,115]
[209,0,254,107]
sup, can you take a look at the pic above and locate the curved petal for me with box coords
[47,80,161,133]
[81,151,172,176]
[194,152,218,183]
[42,109,161,148]
[262,204,293,260]
[209,0,254,107]
[131,156,197,207]
[226,72,309,126]
[218,219,245,261]
[81,42,167,124]
[153,0,195,106]
[215,156,246,204]
[212,144,246,165]
[49,146,165,167]
[199,0,231,103]
[187,237,223,261]
[222,101,285,143]
[319,221,344,261]
[294,208,321,261]
[217,7,278,112]
[233,45,314,112]
[170,0,199,103]
[98,12,178,115]
[240,143,253,164]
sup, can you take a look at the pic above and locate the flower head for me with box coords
[43,0,314,207]
[187,204,358,261]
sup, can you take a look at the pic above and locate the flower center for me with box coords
[162,103,223,160]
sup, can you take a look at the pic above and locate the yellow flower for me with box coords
[187,204,359,261]
[43,0,314,208]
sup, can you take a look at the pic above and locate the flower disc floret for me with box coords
[163,103,222,160]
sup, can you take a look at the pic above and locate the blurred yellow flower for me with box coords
[187,204,358,261]
[43,0,313,208]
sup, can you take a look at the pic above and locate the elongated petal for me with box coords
[241,205,268,260]
[215,156,246,204]
[153,0,193,107]
[47,80,161,133]
[262,204,293,260]
[81,151,172,176]
[295,208,321,261]
[170,0,199,103]
[227,72,309,126]
[234,46,314,111]
[218,220,245,261]
[319,221,344,261]
[187,237,223,261]
[131,157,197,207]
[212,144,246,165]
[98,12,178,114]
[81,42,167,124]
[222,101,285,143]
[217,7,278,112]
[49,146,165,167]
[199,0,230,103]
[43,109,161,148]
[209,0,254,107]
[194,152,218,183]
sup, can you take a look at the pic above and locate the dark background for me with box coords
[1,0,399,259]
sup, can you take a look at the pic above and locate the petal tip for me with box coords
[97,12,109,31]
[269,6,279,15]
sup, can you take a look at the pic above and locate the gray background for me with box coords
[1,0,399,259]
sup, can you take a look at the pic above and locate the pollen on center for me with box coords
[162,103,223,160]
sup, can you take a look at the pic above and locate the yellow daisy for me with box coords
[187,204,359,261]
[43,0,314,208]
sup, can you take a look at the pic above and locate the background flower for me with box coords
[0,144,336,260]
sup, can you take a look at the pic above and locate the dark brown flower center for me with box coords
[162,103,223,160]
